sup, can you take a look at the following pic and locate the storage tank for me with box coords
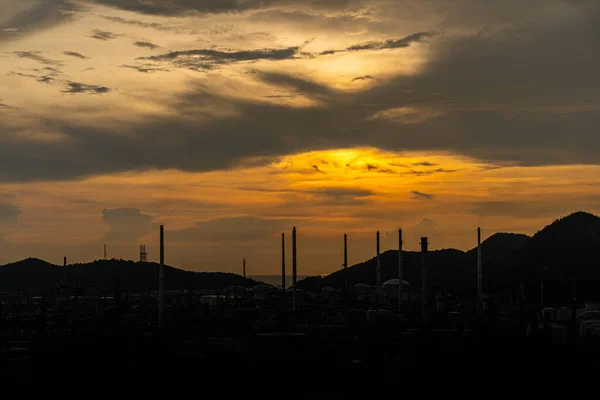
[556,307,572,322]
[579,319,600,338]
[579,310,600,321]
[585,302,600,311]
[542,307,556,321]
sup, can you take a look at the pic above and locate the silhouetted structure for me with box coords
[421,237,428,325]
[477,227,483,311]
[159,225,165,329]
[292,226,297,309]
[281,233,286,291]
[398,229,403,310]
[376,231,381,285]
[140,245,147,262]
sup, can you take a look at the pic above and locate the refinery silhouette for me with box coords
[2,211,600,388]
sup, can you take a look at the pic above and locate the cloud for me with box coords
[86,29,119,41]
[469,201,572,218]
[351,75,375,82]
[320,31,436,55]
[0,103,17,110]
[88,0,355,16]
[62,82,110,94]
[134,41,160,49]
[12,51,63,66]
[99,15,179,32]
[142,46,301,70]
[0,0,81,42]
[120,64,170,73]
[412,191,434,200]
[102,208,156,242]
[63,51,89,59]
[405,218,443,247]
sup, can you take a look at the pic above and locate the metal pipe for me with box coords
[421,237,429,326]
[398,229,403,310]
[159,225,165,329]
[292,227,297,309]
[344,233,348,293]
[477,227,483,311]
[281,233,286,291]
[376,231,381,285]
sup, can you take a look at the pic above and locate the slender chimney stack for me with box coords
[64,257,67,267]
[421,237,429,326]
[104,244,107,260]
[159,225,165,329]
[343,234,348,293]
[281,233,286,291]
[243,258,246,279]
[376,231,381,285]
[398,229,403,310]
[477,227,483,311]
[292,227,297,309]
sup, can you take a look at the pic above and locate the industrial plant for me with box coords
[2,212,600,387]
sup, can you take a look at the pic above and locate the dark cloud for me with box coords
[0,0,81,42]
[88,0,355,16]
[0,103,17,110]
[134,41,160,50]
[312,188,373,205]
[413,161,438,167]
[87,29,119,41]
[12,51,63,66]
[0,3,599,183]
[37,76,55,84]
[62,82,110,94]
[102,208,156,242]
[63,51,89,59]
[99,15,179,32]
[141,46,301,70]
[412,191,434,200]
[320,31,436,55]
[351,75,375,82]
[121,64,170,73]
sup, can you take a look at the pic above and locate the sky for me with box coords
[1,0,599,275]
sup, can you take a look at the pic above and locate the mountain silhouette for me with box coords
[298,212,600,302]
[0,258,262,293]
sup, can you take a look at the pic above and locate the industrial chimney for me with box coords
[376,231,381,285]
[398,229,403,310]
[104,244,107,260]
[140,245,148,262]
[281,233,286,291]
[343,233,348,293]
[477,227,483,311]
[159,225,165,329]
[292,227,297,310]
[64,257,67,267]
[243,258,246,279]
[421,237,429,327]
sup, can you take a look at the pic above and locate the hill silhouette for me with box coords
[298,211,600,302]
[0,258,262,293]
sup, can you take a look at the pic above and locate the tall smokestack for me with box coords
[292,227,297,309]
[421,237,429,326]
[243,258,246,279]
[104,244,107,260]
[343,234,348,293]
[64,257,67,267]
[398,229,403,310]
[477,227,483,311]
[159,225,165,329]
[281,233,286,291]
[376,231,381,285]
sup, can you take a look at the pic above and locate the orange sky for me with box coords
[1,1,599,274]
